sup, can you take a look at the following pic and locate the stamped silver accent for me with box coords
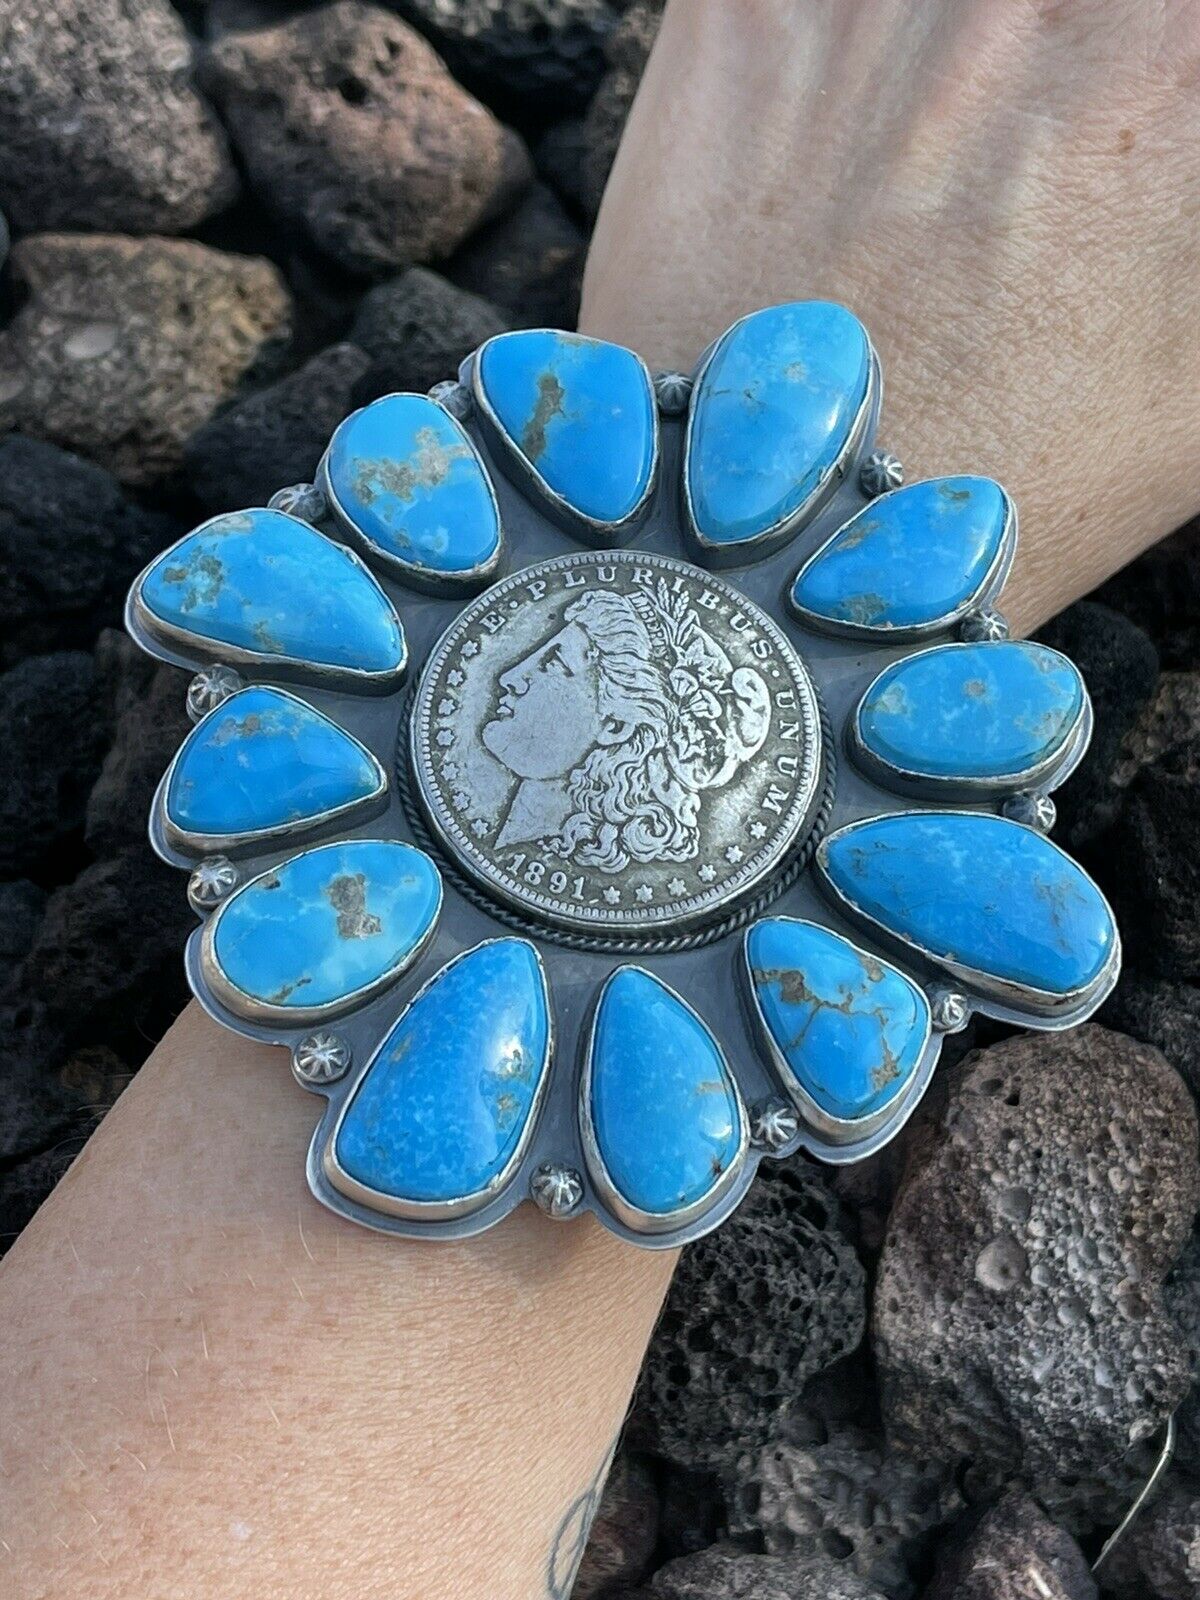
[1002,791,1057,832]
[960,606,1011,643]
[929,988,971,1034]
[186,664,244,723]
[410,549,824,935]
[293,1031,351,1087]
[654,371,692,416]
[531,1162,584,1218]
[268,482,329,524]
[859,449,904,497]
[750,1097,799,1152]
[188,855,238,913]
[427,378,473,421]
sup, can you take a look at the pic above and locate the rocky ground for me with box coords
[1,3,1199,1596]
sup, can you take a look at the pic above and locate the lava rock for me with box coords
[86,633,191,858]
[1035,601,1159,849]
[448,180,585,327]
[1105,672,1200,980]
[347,266,507,403]
[581,0,662,214]
[0,0,237,234]
[0,234,294,487]
[0,435,178,666]
[728,1425,964,1599]
[654,1465,723,1564]
[0,653,108,879]
[619,1542,889,1600]
[924,1493,1097,1600]
[0,207,8,271]
[185,342,370,511]
[1098,1483,1200,1599]
[1104,970,1200,1105]
[393,0,619,112]
[534,116,592,216]
[874,1027,1199,1502]
[574,1451,659,1600]
[203,3,531,276]
[1096,523,1200,672]
[629,1160,866,1474]
[20,851,195,1051]
[1164,1226,1200,1474]
[0,883,46,994]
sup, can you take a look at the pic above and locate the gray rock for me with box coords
[185,342,370,511]
[0,652,107,878]
[1164,1227,1200,1474]
[0,435,178,666]
[874,1027,1199,1505]
[0,0,237,234]
[203,3,531,276]
[1105,970,1200,1105]
[728,1425,964,1599]
[924,1493,1097,1600]
[348,266,508,402]
[534,116,592,216]
[0,882,46,996]
[630,1160,866,1474]
[574,1451,659,1600]
[620,1542,888,1600]
[393,0,619,110]
[447,179,585,327]
[1098,1484,1200,1600]
[581,0,663,214]
[0,234,294,486]
[86,632,190,859]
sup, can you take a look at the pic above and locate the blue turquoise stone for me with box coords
[165,687,383,843]
[209,840,441,1017]
[138,509,406,680]
[791,476,1009,632]
[333,940,550,1206]
[686,301,870,547]
[324,394,501,579]
[588,968,743,1218]
[857,642,1085,783]
[477,330,656,524]
[818,812,1117,1002]
[746,919,929,1123]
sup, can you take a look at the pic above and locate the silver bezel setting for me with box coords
[788,483,1018,643]
[468,330,661,548]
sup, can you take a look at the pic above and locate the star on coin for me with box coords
[471,818,489,837]
[698,864,717,884]
[749,820,767,839]
[635,885,653,903]
[667,878,686,896]
[461,639,479,657]
[446,670,464,687]
[725,844,744,864]
[436,730,454,747]
[602,886,621,905]
[451,790,470,809]
[438,698,456,715]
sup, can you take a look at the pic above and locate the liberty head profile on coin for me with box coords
[411,550,824,936]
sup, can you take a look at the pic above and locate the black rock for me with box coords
[574,1451,659,1600]
[874,1027,1199,1521]
[0,653,108,880]
[1035,600,1158,850]
[924,1493,1097,1600]
[619,1542,889,1600]
[1095,522,1200,671]
[581,0,662,214]
[348,267,508,403]
[393,0,619,115]
[203,2,531,276]
[185,342,371,511]
[0,0,237,234]
[654,1464,724,1564]
[728,1425,964,1599]
[1098,1482,1200,1599]
[447,180,585,328]
[0,435,178,666]
[1103,970,1200,1104]
[629,1160,866,1474]
[0,234,294,487]
[534,116,592,216]
[0,882,46,994]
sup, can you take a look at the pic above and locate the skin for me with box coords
[3,2,1199,1594]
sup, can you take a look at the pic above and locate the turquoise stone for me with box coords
[686,301,871,548]
[587,967,744,1220]
[745,919,930,1125]
[165,686,384,845]
[332,940,550,1208]
[138,509,406,681]
[324,393,501,581]
[856,642,1085,785]
[477,330,656,524]
[208,840,441,1019]
[817,812,1117,1005]
[791,476,1009,633]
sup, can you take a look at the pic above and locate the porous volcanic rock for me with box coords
[574,1451,659,1600]
[629,1160,866,1474]
[923,1493,1097,1600]
[447,180,585,327]
[203,3,531,275]
[618,1542,889,1600]
[185,342,370,511]
[1098,1483,1200,1599]
[86,633,190,859]
[1105,970,1200,1105]
[0,435,177,666]
[0,0,237,234]
[874,1028,1199,1498]
[581,0,663,213]
[0,235,294,486]
[347,266,508,402]
[1097,524,1200,671]
[1164,1226,1200,1474]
